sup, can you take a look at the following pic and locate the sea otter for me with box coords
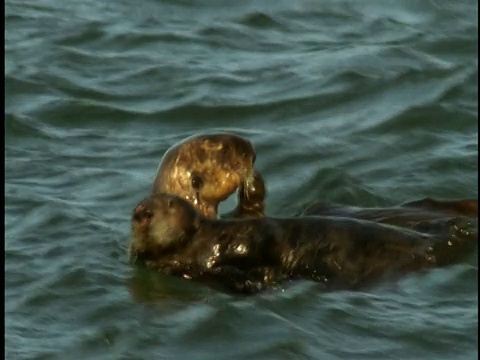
[151,133,261,219]
[129,193,477,294]
[150,133,477,228]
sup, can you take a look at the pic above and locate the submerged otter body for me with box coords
[235,173,478,237]
[301,198,478,221]
[130,193,478,294]
[236,172,478,232]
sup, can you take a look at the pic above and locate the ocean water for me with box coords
[5,0,478,359]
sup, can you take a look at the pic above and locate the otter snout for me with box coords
[132,203,153,224]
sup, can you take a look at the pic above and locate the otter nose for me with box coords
[133,203,153,223]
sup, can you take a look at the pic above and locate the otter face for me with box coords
[130,194,201,255]
[152,134,257,218]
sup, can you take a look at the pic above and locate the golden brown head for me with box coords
[152,133,256,218]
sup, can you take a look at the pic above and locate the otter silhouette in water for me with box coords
[129,193,477,294]
[299,198,478,224]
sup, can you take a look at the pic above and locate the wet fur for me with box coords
[130,194,478,294]
[151,133,257,218]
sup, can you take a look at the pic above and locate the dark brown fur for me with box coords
[129,193,478,294]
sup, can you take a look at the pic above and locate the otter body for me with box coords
[130,194,477,293]
[138,133,477,293]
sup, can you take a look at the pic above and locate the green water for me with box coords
[5,0,478,359]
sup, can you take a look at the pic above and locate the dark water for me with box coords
[5,0,478,359]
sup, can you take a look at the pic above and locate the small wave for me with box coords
[237,11,286,30]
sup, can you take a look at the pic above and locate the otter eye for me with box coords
[191,175,203,190]
[167,199,174,208]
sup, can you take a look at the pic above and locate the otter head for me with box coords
[130,193,202,260]
[152,133,257,218]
